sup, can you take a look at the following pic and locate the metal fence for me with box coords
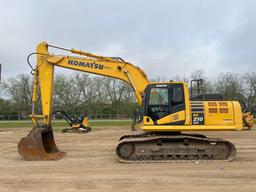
[0,114,132,121]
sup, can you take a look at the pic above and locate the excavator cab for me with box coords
[142,83,186,125]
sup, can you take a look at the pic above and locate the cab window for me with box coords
[171,84,185,113]
[147,87,169,121]
[149,88,168,105]
[172,85,184,105]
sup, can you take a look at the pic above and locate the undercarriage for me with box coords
[116,132,236,162]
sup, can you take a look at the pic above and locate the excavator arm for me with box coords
[18,42,149,160]
[34,42,149,125]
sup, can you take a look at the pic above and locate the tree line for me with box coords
[0,73,136,118]
[0,70,256,119]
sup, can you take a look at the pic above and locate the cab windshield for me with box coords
[149,88,168,105]
[147,86,169,121]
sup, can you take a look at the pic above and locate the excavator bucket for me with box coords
[18,126,65,160]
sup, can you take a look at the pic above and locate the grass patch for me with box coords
[0,119,131,129]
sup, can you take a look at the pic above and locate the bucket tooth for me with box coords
[18,126,65,161]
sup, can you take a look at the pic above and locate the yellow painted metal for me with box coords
[202,101,242,129]
[232,101,243,128]
[204,101,234,126]
[82,116,89,127]
[34,42,149,126]
[183,83,191,125]
[142,124,242,132]
[36,42,54,125]
[143,116,154,125]
[43,48,149,105]
[72,116,89,128]
[142,100,243,132]
[32,70,39,104]
[156,110,186,125]
[46,56,64,64]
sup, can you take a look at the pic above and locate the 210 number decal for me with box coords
[192,113,204,125]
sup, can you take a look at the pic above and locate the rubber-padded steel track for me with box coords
[116,133,236,163]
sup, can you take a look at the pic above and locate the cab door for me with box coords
[165,84,186,125]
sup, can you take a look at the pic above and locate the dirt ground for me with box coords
[0,126,256,192]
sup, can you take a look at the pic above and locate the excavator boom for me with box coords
[18,42,149,160]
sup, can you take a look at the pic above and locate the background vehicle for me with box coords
[18,42,253,162]
[54,111,91,133]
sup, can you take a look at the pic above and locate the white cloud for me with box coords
[0,0,256,81]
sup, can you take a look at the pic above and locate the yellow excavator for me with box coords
[54,111,91,133]
[18,42,253,162]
